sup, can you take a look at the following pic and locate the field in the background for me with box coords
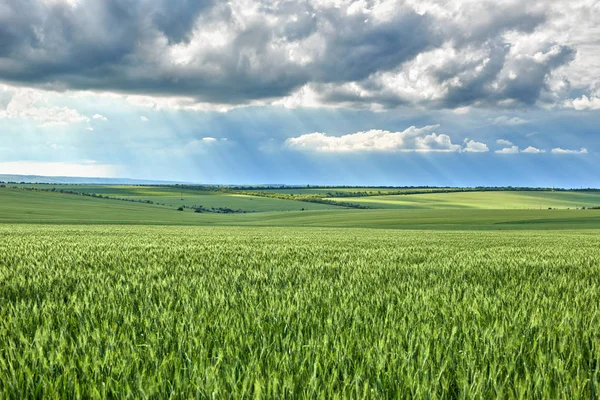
[2,188,600,229]
[0,188,216,225]
[250,187,461,195]
[10,185,337,211]
[1,225,599,397]
[234,208,600,230]
[11,185,600,212]
[327,190,600,210]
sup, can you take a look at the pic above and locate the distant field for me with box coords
[2,188,600,229]
[1,225,599,397]
[245,187,461,195]
[235,208,600,230]
[9,185,338,212]
[13,185,600,212]
[0,188,218,225]
[12,184,455,199]
[327,190,600,210]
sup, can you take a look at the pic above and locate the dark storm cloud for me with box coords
[0,0,143,78]
[435,43,575,108]
[152,0,214,44]
[311,7,439,82]
[0,0,580,108]
[498,45,575,105]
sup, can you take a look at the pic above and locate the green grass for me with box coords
[2,188,600,229]
[3,188,600,230]
[0,225,599,397]
[0,188,222,225]
[251,187,450,195]
[234,208,600,230]
[10,185,338,212]
[327,190,600,210]
[1,186,600,397]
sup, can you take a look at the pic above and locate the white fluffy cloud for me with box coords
[463,139,489,153]
[565,95,600,110]
[494,145,587,154]
[92,114,108,121]
[496,139,514,146]
[521,146,545,153]
[285,125,486,153]
[551,147,588,154]
[0,86,89,127]
[140,116,149,122]
[495,145,520,154]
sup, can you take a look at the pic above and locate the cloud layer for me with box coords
[286,125,486,153]
[286,126,591,155]
[495,143,587,155]
[0,0,597,110]
[551,147,588,154]
[0,86,88,127]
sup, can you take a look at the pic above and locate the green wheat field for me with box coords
[1,185,599,398]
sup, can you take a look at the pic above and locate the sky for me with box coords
[0,0,598,187]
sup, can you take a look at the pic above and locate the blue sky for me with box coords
[0,0,598,187]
